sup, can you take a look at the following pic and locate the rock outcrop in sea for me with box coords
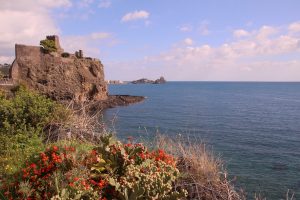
[131,76,166,84]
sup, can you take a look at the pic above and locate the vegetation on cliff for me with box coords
[0,86,69,175]
[0,86,243,200]
[40,39,57,53]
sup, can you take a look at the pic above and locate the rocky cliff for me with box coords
[10,36,108,103]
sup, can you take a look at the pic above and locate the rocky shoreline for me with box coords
[100,95,145,109]
[87,95,145,112]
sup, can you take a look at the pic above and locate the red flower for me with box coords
[98,180,106,189]
[124,143,132,148]
[91,150,97,155]
[29,163,37,169]
[69,147,75,152]
[90,179,97,186]
[51,153,62,163]
[52,146,59,151]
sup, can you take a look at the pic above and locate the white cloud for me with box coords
[183,38,194,46]
[77,0,94,8]
[179,25,192,32]
[233,29,250,37]
[288,22,300,33]
[121,10,150,22]
[61,32,116,58]
[1,0,71,10]
[98,0,111,8]
[90,32,112,40]
[256,25,278,41]
[0,0,72,64]
[37,0,72,8]
[107,22,300,81]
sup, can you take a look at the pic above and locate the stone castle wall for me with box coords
[10,45,42,81]
[9,36,108,102]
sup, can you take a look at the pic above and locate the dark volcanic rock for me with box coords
[131,78,154,84]
[154,76,166,84]
[88,95,145,112]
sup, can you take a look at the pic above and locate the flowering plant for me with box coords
[91,134,186,200]
[1,135,186,200]
[1,144,106,199]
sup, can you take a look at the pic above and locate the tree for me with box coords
[40,39,57,53]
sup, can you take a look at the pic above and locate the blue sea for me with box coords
[103,82,300,199]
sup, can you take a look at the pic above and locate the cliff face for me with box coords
[10,42,108,102]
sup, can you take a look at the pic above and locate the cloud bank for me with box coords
[0,0,72,63]
[107,22,300,81]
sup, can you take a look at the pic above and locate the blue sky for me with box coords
[1,0,300,81]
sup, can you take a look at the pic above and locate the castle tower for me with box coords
[46,35,64,54]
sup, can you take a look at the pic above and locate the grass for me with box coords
[154,134,244,200]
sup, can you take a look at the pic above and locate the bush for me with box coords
[0,86,70,175]
[61,52,70,58]
[0,86,67,133]
[40,39,57,53]
[1,135,187,199]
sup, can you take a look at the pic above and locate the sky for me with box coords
[1,0,300,81]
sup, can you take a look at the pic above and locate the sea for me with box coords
[103,82,300,199]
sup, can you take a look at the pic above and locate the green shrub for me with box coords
[61,52,70,58]
[0,86,70,175]
[0,64,10,77]
[40,39,57,53]
[0,86,69,135]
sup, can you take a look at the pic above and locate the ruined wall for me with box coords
[9,39,108,103]
[10,44,42,81]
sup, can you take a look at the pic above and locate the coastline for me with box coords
[88,95,145,112]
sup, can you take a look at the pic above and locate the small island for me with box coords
[131,76,166,84]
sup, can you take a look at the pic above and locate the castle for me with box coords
[7,35,108,103]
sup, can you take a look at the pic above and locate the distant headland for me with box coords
[106,77,166,85]
[131,76,166,84]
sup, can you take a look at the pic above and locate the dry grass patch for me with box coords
[155,135,244,200]
[44,101,106,143]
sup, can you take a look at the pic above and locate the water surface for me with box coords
[103,82,300,199]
